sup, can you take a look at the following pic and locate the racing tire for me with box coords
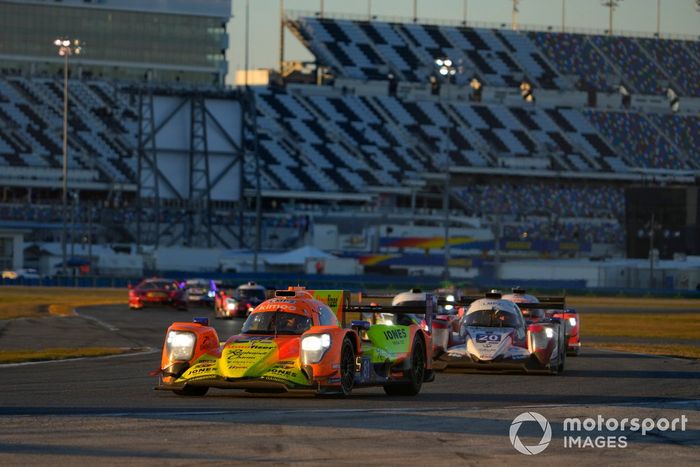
[557,348,566,374]
[339,337,356,397]
[383,336,425,396]
[173,385,209,397]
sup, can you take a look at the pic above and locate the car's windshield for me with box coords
[465,308,520,328]
[241,311,312,335]
[147,281,176,290]
[238,289,266,303]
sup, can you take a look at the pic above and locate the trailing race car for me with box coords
[214,281,267,319]
[184,278,217,307]
[430,291,567,374]
[129,277,187,310]
[502,287,581,356]
[154,287,434,397]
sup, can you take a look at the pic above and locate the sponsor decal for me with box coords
[383,328,408,341]
[312,291,345,317]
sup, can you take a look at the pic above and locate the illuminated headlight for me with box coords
[531,331,549,350]
[545,327,554,339]
[301,334,331,364]
[166,331,196,361]
[226,300,237,311]
[207,291,216,298]
[568,317,577,327]
[444,304,454,311]
[446,294,455,303]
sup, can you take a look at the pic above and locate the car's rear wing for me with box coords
[444,294,567,310]
[346,297,434,333]
[357,291,400,303]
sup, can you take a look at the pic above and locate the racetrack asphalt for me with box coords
[0,304,698,465]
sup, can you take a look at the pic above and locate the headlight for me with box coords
[444,304,454,311]
[207,291,216,298]
[226,300,237,311]
[568,317,577,327]
[301,333,331,364]
[531,330,550,350]
[166,331,196,361]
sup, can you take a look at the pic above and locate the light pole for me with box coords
[54,38,81,278]
[601,0,623,36]
[435,58,456,281]
[562,0,566,32]
[512,0,521,31]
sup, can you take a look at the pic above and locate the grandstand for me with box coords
[0,5,698,286]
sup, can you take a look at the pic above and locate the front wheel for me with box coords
[338,337,356,397]
[384,336,425,396]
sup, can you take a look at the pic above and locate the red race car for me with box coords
[502,287,581,356]
[129,277,188,311]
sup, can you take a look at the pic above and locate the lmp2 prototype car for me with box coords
[184,278,217,308]
[129,277,187,310]
[502,287,581,356]
[154,287,434,397]
[427,291,567,374]
[214,281,267,319]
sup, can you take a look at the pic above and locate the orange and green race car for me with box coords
[154,287,435,397]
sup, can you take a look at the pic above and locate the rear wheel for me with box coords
[173,385,208,397]
[339,337,355,397]
[383,336,425,396]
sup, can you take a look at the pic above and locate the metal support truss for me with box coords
[188,95,212,247]
[136,88,160,250]
[241,87,262,267]
[133,85,249,249]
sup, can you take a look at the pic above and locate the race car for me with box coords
[184,278,217,307]
[356,289,430,326]
[430,291,567,374]
[502,287,581,356]
[153,287,434,397]
[214,281,267,319]
[128,277,187,310]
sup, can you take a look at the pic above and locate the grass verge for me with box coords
[587,342,700,360]
[0,347,137,364]
[0,286,126,320]
[568,296,700,309]
[583,312,700,341]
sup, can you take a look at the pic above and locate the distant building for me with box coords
[0,0,230,85]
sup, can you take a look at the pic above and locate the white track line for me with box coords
[0,347,158,368]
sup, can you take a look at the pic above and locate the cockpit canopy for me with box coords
[464,298,525,328]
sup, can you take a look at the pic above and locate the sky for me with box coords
[225,0,700,84]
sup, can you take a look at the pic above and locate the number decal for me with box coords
[475,333,502,343]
